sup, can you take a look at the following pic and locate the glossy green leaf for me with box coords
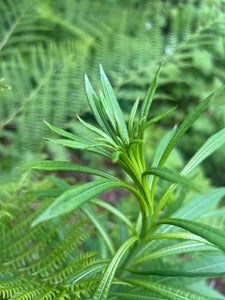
[90,198,136,234]
[153,127,225,221]
[77,115,116,147]
[127,278,213,299]
[138,188,225,258]
[156,255,225,288]
[155,218,225,252]
[82,204,115,256]
[66,261,108,285]
[181,127,225,176]
[133,241,213,265]
[128,96,140,138]
[32,179,126,227]
[157,92,214,168]
[145,231,213,246]
[148,127,176,202]
[44,120,85,141]
[93,236,139,300]
[139,62,163,127]
[45,138,111,158]
[85,73,109,134]
[143,167,200,191]
[127,268,225,278]
[100,65,129,145]
[142,106,177,131]
[29,160,118,180]
[170,187,225,221]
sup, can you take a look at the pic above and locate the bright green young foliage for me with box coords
[16,65,225,299]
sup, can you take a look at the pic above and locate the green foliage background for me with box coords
[1,0,225,183]
[0,0,225,298]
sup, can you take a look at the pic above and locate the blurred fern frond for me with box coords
[0,177,106,300]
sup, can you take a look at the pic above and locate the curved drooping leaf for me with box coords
[155,218,225,252]
[127,278,213,300]
[89,198,136,234]
[93,236,139,300]
[29,160,118,180]
[143,167,200,191]
[82,204,115,256]
[32,179,127,227]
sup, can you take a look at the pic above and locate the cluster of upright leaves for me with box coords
[26,65,225,299]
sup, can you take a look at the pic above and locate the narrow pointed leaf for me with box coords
[142,106,177,131]
[149,126,177,202]
[139,62,163,127]
[93,236,139,300]
[143,167,200,191]
[45,138,111,158]
[146,232,213,246]
[32,179,126,227]
[153,127,225,221]
[66,261,108,285]
[133,241,213,265]
[127,278,214,299]
[82,204,115,256]
[128,96,140,138]
[157,92,214,168]
[100,65,129,144]
[127,268,225,278]
[90,198,136,234]
[44,120,84,141]
[85,74,109,133]
[77,115,116,147]
[155,218,225,252]
[181,127,225,176]
[29,160,118,180]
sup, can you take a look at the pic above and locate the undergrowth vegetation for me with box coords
[1,0,225,182]
[1,65,225,299]
[0,0,225,299]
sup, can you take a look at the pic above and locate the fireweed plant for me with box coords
[31,64,225,299]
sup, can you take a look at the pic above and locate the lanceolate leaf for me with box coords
[82,204,115,256]
[93,236,139,300]
[181,127,225,176]
[100,64,129,145]
[127,268,225,278]
[133,241,214,265]
[30,160,118,180]
[85,73,109,134]
[157,92,214,168]
[77,115,116,147]
[139,62,163,127]
[32,179,127,227]
[155,218,225,252]
[145,232,213,246]
[128,96,140,138]
[44,120,84,141]
[45,138,112,158]
[127,278,213,300]
[89,199,136,234]
[142,106,177,131]
[152,127,225,221]
[143,167,200,191]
